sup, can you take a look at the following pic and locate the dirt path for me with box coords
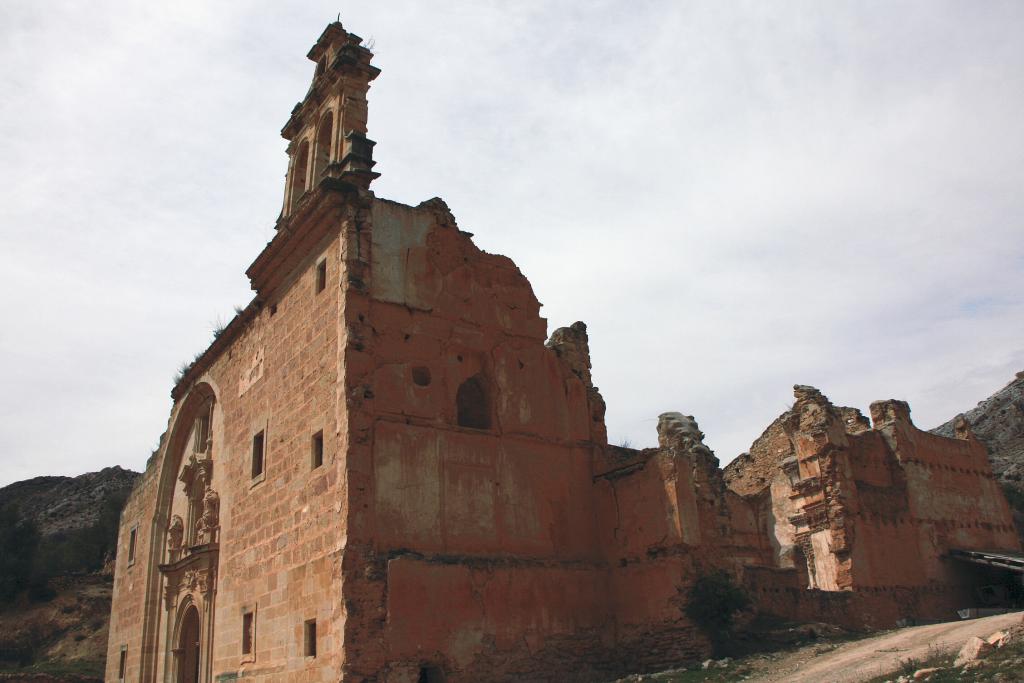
[747,611,1023,682]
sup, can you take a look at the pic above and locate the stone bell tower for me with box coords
[279,22,380,221]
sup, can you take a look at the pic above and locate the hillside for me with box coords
[0,575,112,681]
[0,467,139,681]
[0,467,139,538]
[931,371,1024,489]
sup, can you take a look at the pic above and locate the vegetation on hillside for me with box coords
[0,489,127,606]
[0,505,40,603]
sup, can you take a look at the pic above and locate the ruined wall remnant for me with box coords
[931,371,1024,539]
[725,384,1020,626]
[106,19,1024,683]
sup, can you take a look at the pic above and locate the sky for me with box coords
[0,1,1022,487]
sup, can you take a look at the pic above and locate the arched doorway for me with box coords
[177,606,201,683]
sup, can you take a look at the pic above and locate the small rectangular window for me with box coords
[315,260,327,293]
[118,646,127,680]
[311,431,324,469]
[242,611,254,655]
[252,431,265,479]
[127,526,138,566]
[303,619,317,657]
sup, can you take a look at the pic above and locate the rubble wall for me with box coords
[744,566,976,630]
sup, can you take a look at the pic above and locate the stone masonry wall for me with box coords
[107,206,350,682]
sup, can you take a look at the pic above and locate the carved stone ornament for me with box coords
[195,489,220,545]
[168,515,184,552]
[180,453,213,495]
[198,568,215,595]
[185,569,201,591]
[163,579,180,610]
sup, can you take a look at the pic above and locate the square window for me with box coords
[127,526,138,566]
[252,431,265,479]
[315,260,327,293]
[311,431,324,470]
[242,611,255,655]
[303,619,317,658]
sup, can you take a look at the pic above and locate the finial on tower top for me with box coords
[279,22,380,216]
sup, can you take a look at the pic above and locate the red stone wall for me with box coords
[337,198,624,681]
[744,565,977,630]
[733,389,1022,628]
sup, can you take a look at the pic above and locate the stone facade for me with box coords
[106,21,1021,683]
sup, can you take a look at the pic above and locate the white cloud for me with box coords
[0,1,1021,484]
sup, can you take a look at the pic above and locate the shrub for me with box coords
[684,571,751,653]
[0,505,40,603]
[0,490,130,604]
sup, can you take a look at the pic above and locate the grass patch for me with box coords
[616,661,752,682]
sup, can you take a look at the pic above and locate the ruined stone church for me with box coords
[106,22,1022,683]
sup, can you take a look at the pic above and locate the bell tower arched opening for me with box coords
[314,112,334,181]
[289,140,311,211]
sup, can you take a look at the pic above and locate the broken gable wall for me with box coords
[339,198,618,682]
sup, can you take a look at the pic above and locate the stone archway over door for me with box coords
[177,606,201,683]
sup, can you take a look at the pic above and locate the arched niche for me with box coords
[456,374,491,430]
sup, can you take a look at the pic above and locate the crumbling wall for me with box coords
[590,414,771,673]
[727,385,1022,628]
[340,197,621,682]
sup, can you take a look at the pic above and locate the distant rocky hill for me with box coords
[0,467,139,537]
[0,467,139,681]
[931,370,1024,513]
